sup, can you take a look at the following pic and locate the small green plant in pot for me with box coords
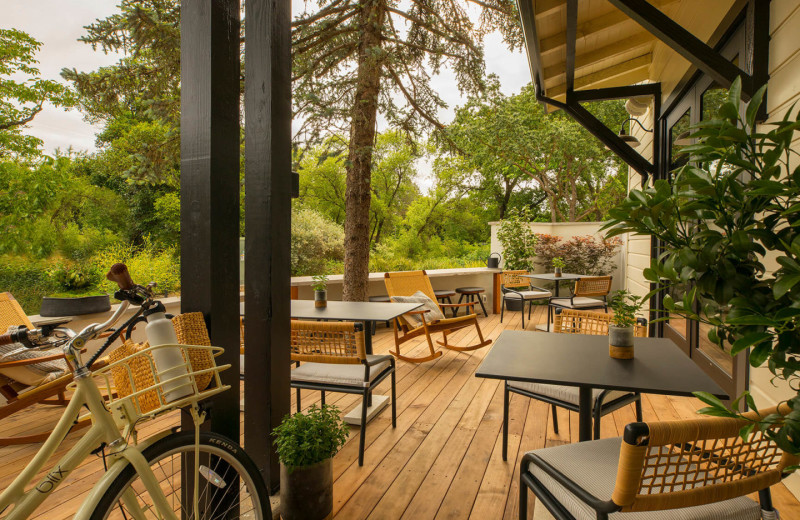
[312,274,328,308]
[273,404,349,520]
[608,290,643,359]
[552,257,565,277]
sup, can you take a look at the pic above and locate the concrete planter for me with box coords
[280,459,333,520]
[40,295,111,317]
[609,325,634,359]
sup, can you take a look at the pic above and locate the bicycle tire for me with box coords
[91,431,271,520]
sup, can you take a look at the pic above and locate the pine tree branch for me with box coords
[292,1,350,27]
[293,18,358,53]
[383,37,462,59]
[0,104,42,130]
[385,66,443,130]
[384,7,479,52]
[462,0,510,15]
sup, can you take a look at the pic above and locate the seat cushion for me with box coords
[291,355,392,387]
[551,297,606,309]
[509,381,629,405]
[391,291,445,328]
[506,290,551,300]
[527,437,761,520]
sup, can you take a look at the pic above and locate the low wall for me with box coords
[488,221,626,292]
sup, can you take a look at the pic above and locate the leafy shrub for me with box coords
[497,207,538,271]
[92,238,180,295]
[291,207,345,276]
[48,262,101,291]
[272,404,349,469]
[0,256,60,314]
[535,234,621,276]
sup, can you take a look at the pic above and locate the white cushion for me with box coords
[528,437,761,520]
[551,297,606,309]
[391,291,445,328]
[509,381,629,406]
[506,290,551,300]
[291,355,392,387]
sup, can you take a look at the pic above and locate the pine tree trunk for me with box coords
[342,0,385,301]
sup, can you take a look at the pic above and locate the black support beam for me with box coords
[607,0,755,99]
[244,0,292,492]
[180,0,241,439]
[571,84,660,102]
[564,0,578,94]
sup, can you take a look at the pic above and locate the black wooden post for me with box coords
[244,0,292,491]
[180,0,241,440]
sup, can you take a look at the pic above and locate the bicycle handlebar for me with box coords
[0,333,14,346]
[107,263,135,290]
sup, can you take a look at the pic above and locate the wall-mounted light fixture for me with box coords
[625,96,650,116]
[605,118,653,150]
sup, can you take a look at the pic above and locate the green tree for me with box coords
[0,29,75,158]
[292,0,521,300]
[446,81,628,222]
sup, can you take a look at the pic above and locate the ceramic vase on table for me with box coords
[608,325,634,359]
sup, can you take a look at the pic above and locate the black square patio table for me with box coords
[521,272,583,297]
[475,330,728,442]
[240,300,421,355]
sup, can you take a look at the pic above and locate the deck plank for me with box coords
[1,303,797,519]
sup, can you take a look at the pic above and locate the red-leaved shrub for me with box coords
[534,234,622,276]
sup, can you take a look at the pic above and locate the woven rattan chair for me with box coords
[383,270,492,363]
[499,270,551,329]
[502,309,647,461]
[0,292,86,445]
[290,320,396,466]
[520,404,798,520]
[547,276,613,331]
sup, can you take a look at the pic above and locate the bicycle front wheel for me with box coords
[92,431,271,520]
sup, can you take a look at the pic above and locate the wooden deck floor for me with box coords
[2,304,799,519]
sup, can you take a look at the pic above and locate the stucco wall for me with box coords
[489,221,626,292]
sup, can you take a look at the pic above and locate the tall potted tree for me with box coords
[273,404,349,520]
[603,78,800,453]
[497,207,538,311]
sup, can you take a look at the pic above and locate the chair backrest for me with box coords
[0,293,34,333]
[290,320,365,365]
[553,309,647,337]
[384,270,437,302]
[501,270,530,289]
[611,404,799,512]
[573,276,613,297]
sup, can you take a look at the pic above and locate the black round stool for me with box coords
[434,289,457,317]
[455,287,488,317]
[369,295,392,333]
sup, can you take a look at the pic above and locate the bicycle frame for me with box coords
[0,372,178,520]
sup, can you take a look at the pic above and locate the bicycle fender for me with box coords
[73,428,176,520]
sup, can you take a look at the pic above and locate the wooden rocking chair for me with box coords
[384,270,492,363]
[0,292,89,446]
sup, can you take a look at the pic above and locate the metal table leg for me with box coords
[578,386,593,442]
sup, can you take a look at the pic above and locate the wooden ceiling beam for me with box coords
[543,32,653,81]
[534,0,566,19]
[547,54,652,97]
[539,0,677,58]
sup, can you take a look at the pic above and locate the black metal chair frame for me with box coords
[546,282,609,332]
[499,282,550,329]
[517,424,777,520]
[502,381,641,461]
[291,325,397,467]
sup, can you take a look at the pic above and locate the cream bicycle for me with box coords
[0,264,270,520]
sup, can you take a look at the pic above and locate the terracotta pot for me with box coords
[609,325,635,359]
[314,290,327,308]
[280,459,333,520]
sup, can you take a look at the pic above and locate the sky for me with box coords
[1,0,532,155]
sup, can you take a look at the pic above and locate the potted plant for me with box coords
[497,208,538,311]
[607,290,643,359]
[603,78,800,450]
[273,404,349,520]
[552,257,565,277]
[312,274,328,308]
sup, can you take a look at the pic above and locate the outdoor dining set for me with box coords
[244,268,793,519]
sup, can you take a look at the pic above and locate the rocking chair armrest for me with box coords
[0,353,66,368]
[405,309,431,315]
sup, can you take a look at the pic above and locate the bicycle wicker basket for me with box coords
[93,342,230,419]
